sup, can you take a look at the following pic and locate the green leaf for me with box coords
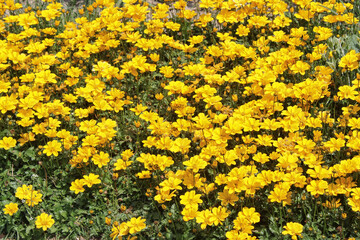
[49,226,58,234]
[25,225,34,234]
[24,147,36,160]
[59,210,68,218]
[64,196,74,204]
[269,220,282,235]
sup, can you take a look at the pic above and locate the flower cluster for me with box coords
[15,184,43,207]
[70,173,102,194]
[1,0,360,238]
[3,185,54,231]
[110,217,146,239]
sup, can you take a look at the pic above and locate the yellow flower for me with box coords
[253,152,270,164]
[323,199,341,209]
[105,217,111,225]
[3,202,18,216]
[114,158,132,171]
[348,196,360,212]
[307,166,331,179]
[15,184,33,200]
[43,140,62,157]
[339,50,359,71]
[209,206,229,226]
[282,222,303,240]
[337,85,358,100]
[159,66,174,78]
[130,104,148,115]
[323,137,345,152]
[126,217,146,234]
[180,190,203,206]
[136,170,152,179]
[82,173,101,188]
[196,209,213,229]
[295,9,315,21]
[183,155,208,173]
[0,137,16,150]
[313,26,332,41]
[70,179,85,194]
[40,9,61,21]
[218,189,239,206]
[25,190,43,207]
[154,188,175,203]
[268,182,291,204]
[181,205,198,221]
[24,41,46,54]
[110,222,129,239]
[159,177,182,191]
[233,215,254,234]
[149,53,160,62]
[35,213,55,231]
[290,61,311,75]
[248,15,270,28]
[165,21,180,31]
[238,207,260,224]
[92,151,110,168]
[155,93,164,100]
[183,9,197,19]
[306,180,328,196]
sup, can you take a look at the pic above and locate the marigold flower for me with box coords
[196,209,213,229]
[15,184,32,200]
[209,206,229,226]
[180,190,203,206]
[3,202,18,216]
[35,213,55,231]
[43,140,62,157]
[92,151,110,168]
[307,179,328,196]
[110,221,129,239]
[25,190,43,207]
[126,217,146,234]
[238,207,260,224]
[0,137,16,150]
[105,217,111,225]
[181,205,198,221]
[183,155,208,172]
[70,179,85,194]
[82,173,101,188]
[218,189,239,206]
[282,222,303,240]
[339,50,359,71]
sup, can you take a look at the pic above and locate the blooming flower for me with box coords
[0,137,17,150]
[15,184,33,200]
[82,173,101,188]
[209,206,230,226]
[282,222,303,240]
[307,180,328,196]
[70,179,85,194]
[3,202,18,216]
[180,190,203,206]
[35,213,55,231]
[43,140,62,156]
[339,50,359,71]
[92,151,110,168]
[126,217,146,234]
[196,209,214,229]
